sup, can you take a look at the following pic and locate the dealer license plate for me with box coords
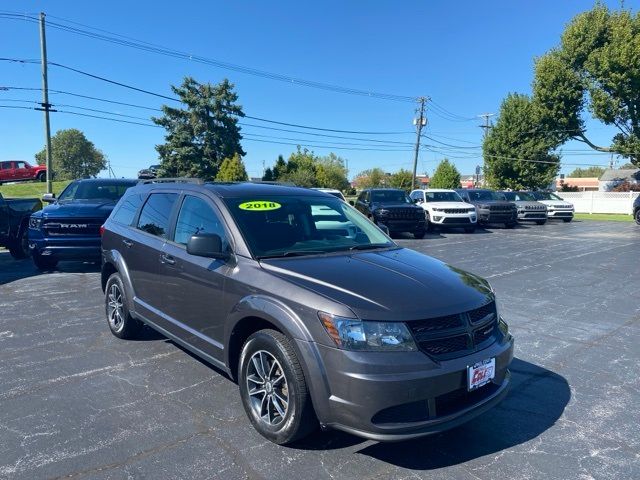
[467,358,495,391]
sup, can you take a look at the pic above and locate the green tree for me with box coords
[353,168,386,189]
[316,153,349,190]
[279,148,318,187]
[216,153,248,181]
[429,159,461,189]
[483,94,560,189]
[152,77,244,180]
[388,168,414,191]
[35,128,106,180]
[568,166,606,178]
[532,4,640,166]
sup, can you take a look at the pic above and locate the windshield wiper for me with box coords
[348,243,393,251]
[257,250,327,259]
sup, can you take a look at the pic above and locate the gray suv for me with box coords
[101,181,514,444]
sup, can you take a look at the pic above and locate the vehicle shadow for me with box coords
[0,254,101,285]
[352,358,569,468]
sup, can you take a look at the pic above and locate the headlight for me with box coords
[432,207,442,212]
[498,317,509,337]
[318,312,417,352]
[29,217,42,229]
[468,208,476,213]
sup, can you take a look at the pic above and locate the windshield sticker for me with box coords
[239,201,282,211]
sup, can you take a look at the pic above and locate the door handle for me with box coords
[160,253,175,265]
[122,239,133,248]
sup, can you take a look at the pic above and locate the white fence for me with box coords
[557,191,639,214]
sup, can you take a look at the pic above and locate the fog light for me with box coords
[433,216,442,221]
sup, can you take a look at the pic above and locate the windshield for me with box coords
[371,190,411,204]
[467,190,506,201]
[532,191,562,201]
[57,181,136,203]
[224,195,394,259]
[425,191,463,202]
[515,192,537,201]
[324,191,346,201]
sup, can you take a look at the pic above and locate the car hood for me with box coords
[470,200,514,207]
[537,200,573,208]
[423,201,473,209]
[36,200,117,219]
[260,248,493,321]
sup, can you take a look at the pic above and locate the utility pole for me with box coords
[478,113,494,139]
[38,12,53,194]
[411,97,427,190]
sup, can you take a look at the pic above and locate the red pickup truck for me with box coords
[0,160,47,185]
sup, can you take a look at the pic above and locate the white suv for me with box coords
[530,191,574,222]
[410,189,477,232]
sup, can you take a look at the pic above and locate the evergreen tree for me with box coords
[153,77,244,180]
[216,153,248,181]
[429,159,461,189]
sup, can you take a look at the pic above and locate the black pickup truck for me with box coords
[0,193,42,259]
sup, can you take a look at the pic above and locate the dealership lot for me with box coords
[0,221,638,480]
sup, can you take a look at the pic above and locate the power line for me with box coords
[0,11,417,103]
[0,58,415,135]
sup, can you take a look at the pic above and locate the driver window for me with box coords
[174,196,229,250]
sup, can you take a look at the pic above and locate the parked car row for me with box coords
[351,187,574,237]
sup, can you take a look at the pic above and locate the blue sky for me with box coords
[0,0,631,180]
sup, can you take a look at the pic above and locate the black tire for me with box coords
[105,272,142,339]
[8,224,30,259]
[464,226,476,233]
[635,209,640,225]
[563,218,573,223]
[37,171,46,182]
[413,230,426,239]
[238,329,317,445]
[536,220,547,226]
[32,252,58,270]
[505,222,517,229]
[424,213,434,232]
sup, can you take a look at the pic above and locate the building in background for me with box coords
[460,174,485,189]
[598,168,640,191]
[555,177,599,191]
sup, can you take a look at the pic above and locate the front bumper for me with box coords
[28,229,101,260]
[478,211,517,224]
[297,334,514,441]
[547,210,573,219]
[517,211,548,221]
[375,217,427,233]
[430,213,477,227]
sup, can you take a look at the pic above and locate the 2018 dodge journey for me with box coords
[101,180,514,444]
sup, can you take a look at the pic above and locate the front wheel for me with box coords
[238,329,317,445]
[37,171,46,182]
[536,220,547,225]
[105,272,142,339]
[32,252,58,270]
[505,222,517,229]
[563,218,573,223]
[8,225,30,259]
[635,209,640,225]
[413,230,426,239]
[464,226,476,233]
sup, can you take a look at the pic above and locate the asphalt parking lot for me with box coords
[1,220,638,480]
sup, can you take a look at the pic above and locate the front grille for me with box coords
[524,205,545,211]
[408,301,498,359]
[443,208,469,214]
[371,400,429,425]
[442,217,470,224]
[489,205,514,212]
[383,208,423,219]
[435,382,500,417]
[43,219,102,237]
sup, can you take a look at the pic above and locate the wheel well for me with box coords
[228,316,282,382]
[101,262,117,292]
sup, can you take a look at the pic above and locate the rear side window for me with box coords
[111,193,144,226]
[137,193,178,239]
[174,196,228,249]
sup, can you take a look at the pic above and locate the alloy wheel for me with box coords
[246,350,289,426]
[107,283,125,332]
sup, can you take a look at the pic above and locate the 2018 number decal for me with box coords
[238,201,282,211]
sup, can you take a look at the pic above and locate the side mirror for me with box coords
[349,200,355,206]
[187,233,230,260]
[42,193,56,203]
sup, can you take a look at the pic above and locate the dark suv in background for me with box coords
[456,189,518,228]
[634,195,640,225]
[101,181,513,445]
[354,188,427,238]
[28,178,137,270]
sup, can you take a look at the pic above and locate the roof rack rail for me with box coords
[139,177,204,185]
